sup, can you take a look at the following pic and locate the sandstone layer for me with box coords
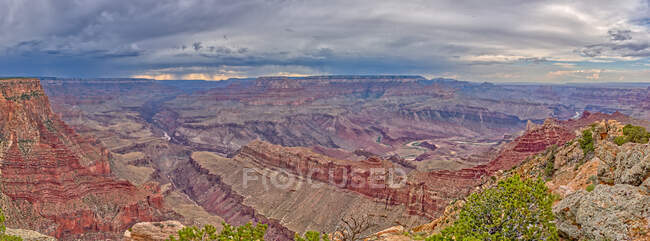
[0,79,167,240]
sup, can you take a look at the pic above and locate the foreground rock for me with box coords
[124,221,184,241]
[554,130,650,241]
[6,228,56,241]
[554,184,649,241]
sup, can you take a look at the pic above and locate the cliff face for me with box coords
[231,112,633,221]
[229,118,569,219]
[154,76,526,160]
[171,154,296,241]
[0,79,166,240]
[171,150,428,240]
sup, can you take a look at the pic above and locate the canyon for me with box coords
[1,76,647,240]
[0,79,170,240]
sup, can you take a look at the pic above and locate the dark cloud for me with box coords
[578,28,649,58]
[518,57,549,64]
[192,42,203,51]
[608,29,632,41]
[579,42,650,58]
[0,0,648,81]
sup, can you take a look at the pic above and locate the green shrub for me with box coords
[19,93,30,101]
[168,222,267,241]
[544,145,558,177]
[426,175,558,241]
[45,119,56,133]
[586,184,595,192]
[17,139,34,156]
[0,207,23,241]
[579,129,594,156]
[295,231,330,241]
[614,124,650,146]
[614,136,627,146]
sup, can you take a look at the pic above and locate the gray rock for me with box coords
[553,184,650,241]
[124,220,185,241]
[642,177,650,193]
[6,228,56,241]
[597,143,649,186]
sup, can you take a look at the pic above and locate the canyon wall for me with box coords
[0,79,167,240]
[231,113,633,219]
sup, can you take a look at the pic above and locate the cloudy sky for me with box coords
[1,0,649,83]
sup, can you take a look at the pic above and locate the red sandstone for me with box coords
[235,112,630,219]
[0,79,165,240]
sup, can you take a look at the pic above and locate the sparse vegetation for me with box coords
[579,129,594,157]
[17,139,34,156]
[334,215,375,241]
[613,124,650,146]
[168,222,267,241]
[45,119,56,133]
[4,91,42,102]
[544,145,558,178]
[586,184,595,192]
[0,207,23,241]
[426,175,558,241]
[588,175,598,186]
[575,129,595,170]
[295,231,330,241]
[563,140,574,148]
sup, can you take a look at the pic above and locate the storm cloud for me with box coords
[0,0,648,82]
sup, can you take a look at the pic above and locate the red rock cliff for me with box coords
[234,114,629,219]
[0,79,165,240]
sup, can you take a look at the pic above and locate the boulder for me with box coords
[597,142,649,185]
[553,184,650,240]
[124,221,185,241]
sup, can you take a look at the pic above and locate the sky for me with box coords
[0,0,649,83]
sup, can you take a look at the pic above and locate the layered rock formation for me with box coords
[171,151,428,240]
[0,79,167,240]
[154,76,526,159]
[35,76,650,241]
[232,116,582,219]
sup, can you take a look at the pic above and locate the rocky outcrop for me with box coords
[551,120,650,240]
[0,79,167,240]
[124,221,185,241]
[596,141,649,186]
[6,228,56,241]
[554,184,649,241]
[481,118,575,173]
